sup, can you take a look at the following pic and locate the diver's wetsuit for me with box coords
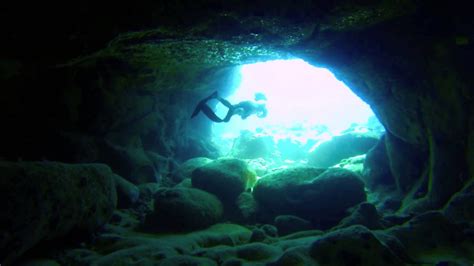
[191,91,267,123]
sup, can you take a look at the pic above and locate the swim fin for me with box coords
[191,103,202,118]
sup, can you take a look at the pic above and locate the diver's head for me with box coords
[254,92,267,102]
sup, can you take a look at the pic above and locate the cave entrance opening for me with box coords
[210,59,384,165]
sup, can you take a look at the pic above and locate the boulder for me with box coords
[100,141,160,184]
[236,192,258,221]
[334,154,366,176]
[230,130,276,159]
[0,161,117,265]
[443,178,474,223]
[274,215,312,236]
[113,173,139,208]
[310,225,403,265]
[386,211,473,264]
[362,134,394,189]
[192,158,257,206]
[143,187,223,232]
[333,202,382,230]
[308,133,378,168]
[174,157,212,182]
[276,138,306,161]
[254,167,366,229]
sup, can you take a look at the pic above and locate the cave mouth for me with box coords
[210,59,384,160]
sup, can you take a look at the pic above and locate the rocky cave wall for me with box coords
[1,1,473,213]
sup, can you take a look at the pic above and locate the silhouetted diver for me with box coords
[191,91,267,123]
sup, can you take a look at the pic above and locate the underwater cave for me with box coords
[1,1,473,265]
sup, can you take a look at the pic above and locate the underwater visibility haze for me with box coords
[212,59,384,163]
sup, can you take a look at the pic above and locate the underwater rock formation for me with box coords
[0,161,117,265]
[362,134,394,190]
[308,133,378,168]
[254,167,366,229]
[274,215,313,236]
[143,187,223,232]
[333,202,383,230]
[174,157,213,182]
[386,211,474,264]
[1,1,474,265]
[113,173,140,208]
[230,130,277,159]
[310,225,404,265]
[192,158,257,207]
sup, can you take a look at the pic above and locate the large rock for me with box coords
[308,133,378,168]
[230,130,276,159]
[443,178,474,223]
[174,157,213,182]
[192,158,257,206]
[310,225,404,265]
[0,161,117,265]
[274,215,312,236]
[386,211,473,264]
[113,173,140,208]
[333,202,383,230]
[362,134,394,189]
[143,187,223,232]
[254,167,366,229]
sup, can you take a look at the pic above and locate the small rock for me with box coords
[274,215,312,236]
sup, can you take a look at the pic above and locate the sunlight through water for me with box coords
[212,59,381,153]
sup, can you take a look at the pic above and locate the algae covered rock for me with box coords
[113,173,140,208]
[443,178,474,223]
[274,215,313,236]
[386,211,473,264]
[308,133,378,168]
[0,161,117,265]
[192,158,257,205]
[143,187,223,232]
[236,192,258,221]
[254,167,366,229]
[230,130,276,159]
[310,225,403,265]
[333,202,382,230]
[362,134,394,189]
[174,157,213,182]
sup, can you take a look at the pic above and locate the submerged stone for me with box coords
[0,161,117,265]
[274,215,313,236]
[143,187,223,232]
[174,157,213,182]
[254,167,366,229]
[192,158,257,205]
[230,131,276,159]
[333,202,382,230]
[310,225,403,265]
[308,133,378,168]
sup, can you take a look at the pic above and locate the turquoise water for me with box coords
[211,59,383,157]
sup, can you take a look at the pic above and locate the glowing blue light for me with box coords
[212,59,377,141]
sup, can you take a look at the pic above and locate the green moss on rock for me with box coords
[0,161,117,265]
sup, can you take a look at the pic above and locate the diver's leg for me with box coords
[222,107,235,122]
[191,102,203,118]
[199,104,225,122]
[191,91,219,118]
[217,97,234,109]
